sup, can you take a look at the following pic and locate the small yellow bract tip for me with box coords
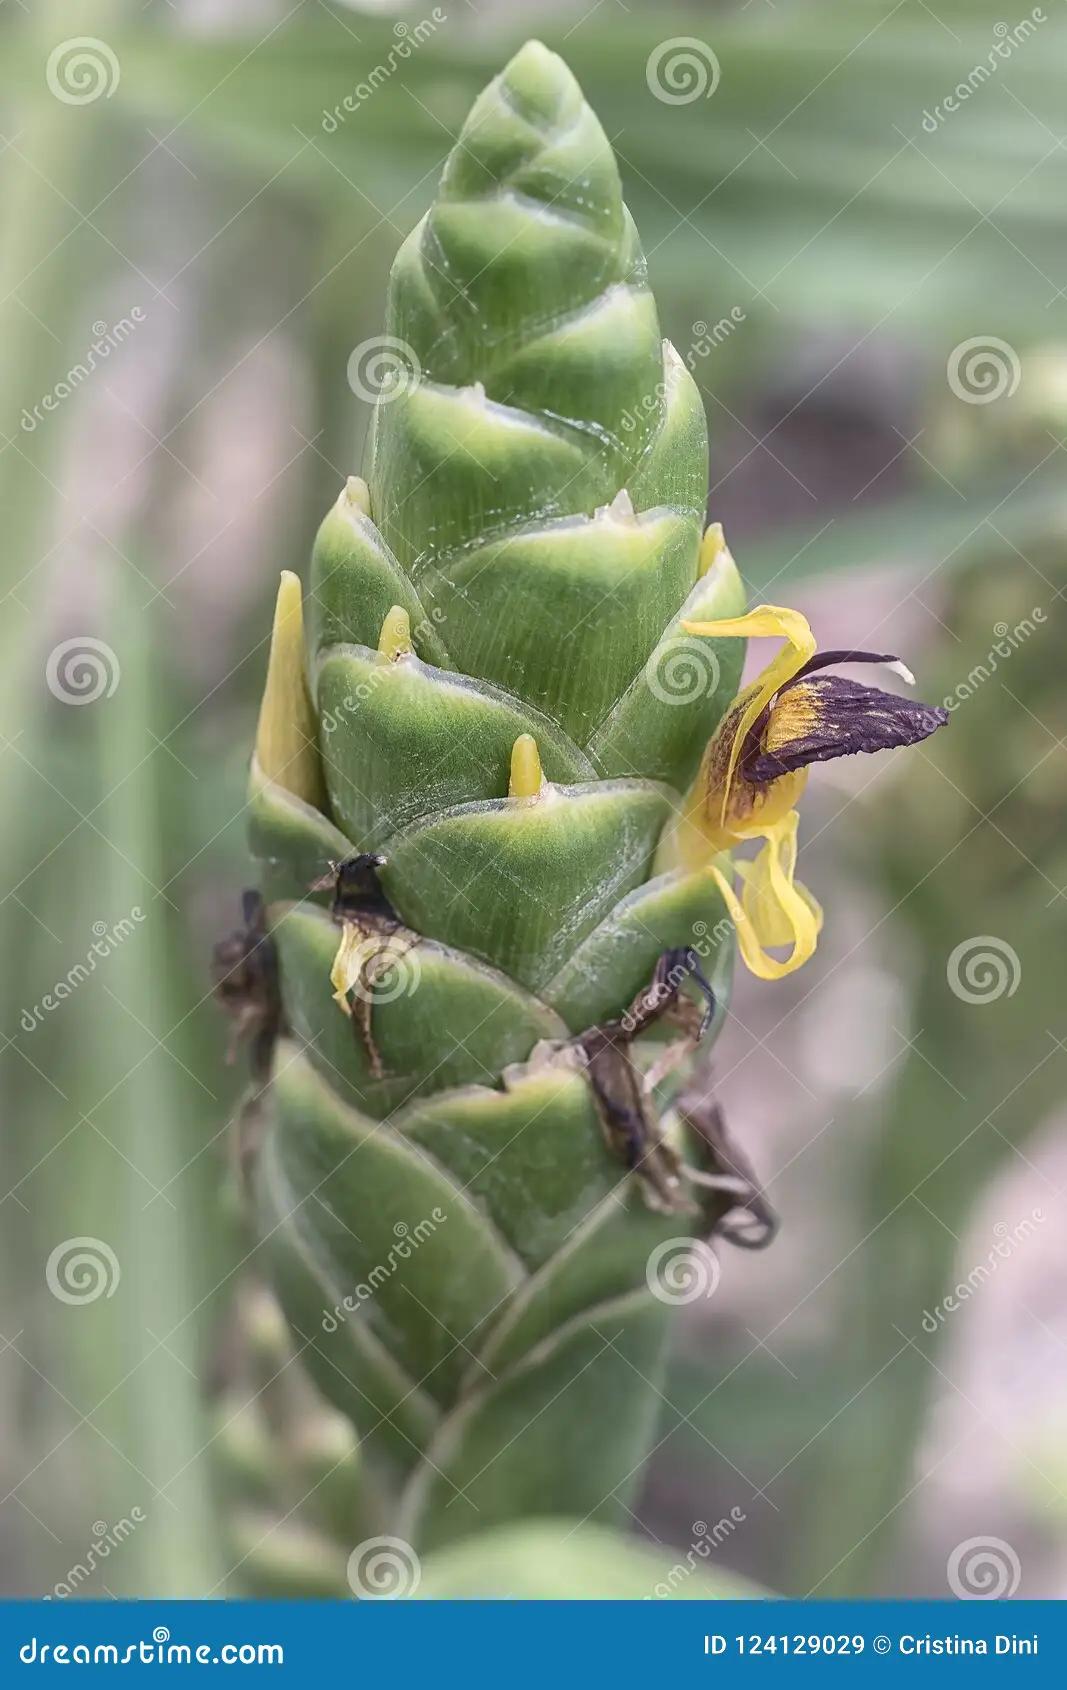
[378,604,412,661]
[343,475,370,513]
[698,522,726,577]
[509,734,544,799]
[254,572,325,809]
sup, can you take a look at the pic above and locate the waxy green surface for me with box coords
[249,40,746,1547]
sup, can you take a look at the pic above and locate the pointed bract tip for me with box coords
[698,523,727,578]
[501,39,572,90]
[509,733,544,799]
[342,475,370,513]
[495,38,583,126]
[255,572,325,809]
[377,604,412,661]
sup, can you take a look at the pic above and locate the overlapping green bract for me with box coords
[248,41,746,1551]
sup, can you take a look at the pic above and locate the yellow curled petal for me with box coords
[330,920,366,1012]
[710,813,820,980]
[681,605,817,835]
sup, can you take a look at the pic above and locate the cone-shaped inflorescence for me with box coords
[245,41,748,1553]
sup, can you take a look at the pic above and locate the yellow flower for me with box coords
[659,605,947,980]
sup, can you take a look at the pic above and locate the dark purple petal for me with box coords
[746,676,949,782]
[787,648,912,685]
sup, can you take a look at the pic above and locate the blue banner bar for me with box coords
[2,1600,1064,1682]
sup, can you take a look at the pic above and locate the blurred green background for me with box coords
[1,0,1065,1599]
